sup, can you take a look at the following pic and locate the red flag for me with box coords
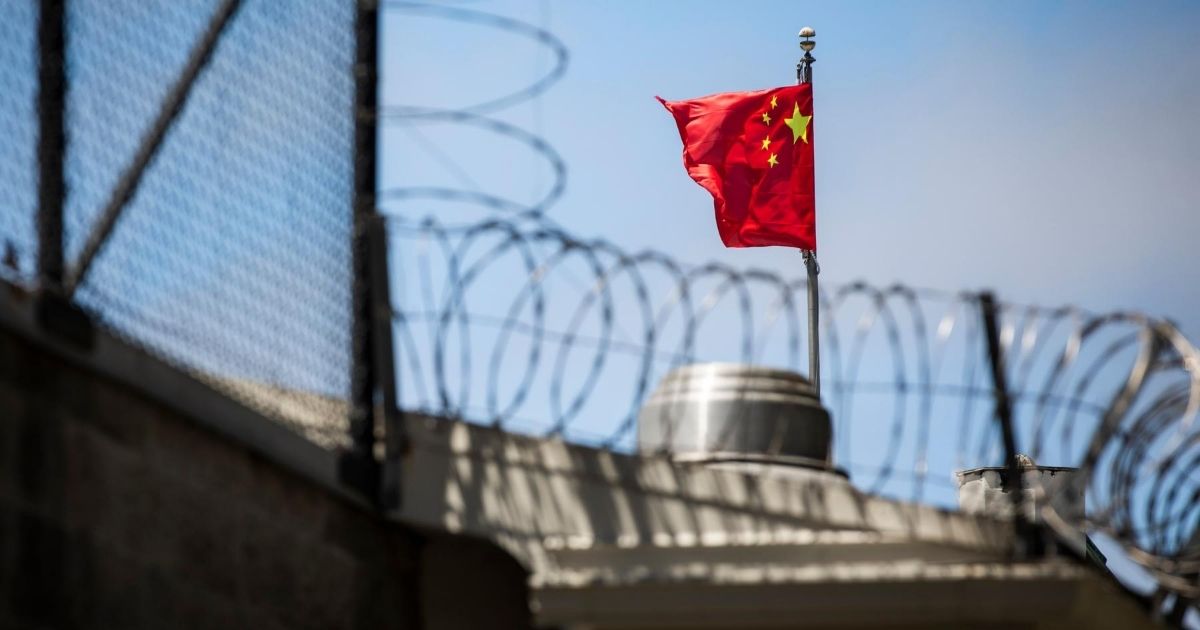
[658,84,815,250]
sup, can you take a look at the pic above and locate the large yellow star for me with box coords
[767,153,779,167]
[761,136,772,151]
[784,103,811,144]
[761,111,771,124]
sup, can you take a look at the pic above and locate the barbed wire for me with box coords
[386,215,1200,594]
[380,1,1200,598]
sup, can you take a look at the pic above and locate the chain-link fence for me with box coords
[5,0,366,450]
[0,2,39,285]
[67,1,358,448]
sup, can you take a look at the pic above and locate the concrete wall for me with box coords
[0,314,531,629]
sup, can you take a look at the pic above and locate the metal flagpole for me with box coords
[803,249,819,395]
[797,27,820,397]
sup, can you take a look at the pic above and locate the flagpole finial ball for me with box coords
[799,27,815,52]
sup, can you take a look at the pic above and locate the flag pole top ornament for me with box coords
[799,27,816,52]
[797,27,815,83]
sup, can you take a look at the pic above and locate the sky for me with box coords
[381,0,1200,605]
[380,0,1200,469]
[384,0,1200,337]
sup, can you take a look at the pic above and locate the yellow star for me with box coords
[761,111,771,124]
[770,95,778,109]
[767,153,779,167]
[761,136,772,151]
[784,103,811,144]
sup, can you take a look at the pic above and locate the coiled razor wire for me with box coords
[386,216,1200,595]
[384,1,1200,599]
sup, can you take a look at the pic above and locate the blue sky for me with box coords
[384,0,1200,336]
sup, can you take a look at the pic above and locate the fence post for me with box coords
[979,291,1041,557]
[342,0,384,505]
[33,0,93,349]
[36,0,66,291]
[368,214,402,510]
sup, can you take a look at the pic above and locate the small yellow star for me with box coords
[767,153,779,167]
[761,136,772,151]
[770,95,778,109]
[761,111,771,124]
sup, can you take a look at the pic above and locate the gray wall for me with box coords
[0,322,530,629]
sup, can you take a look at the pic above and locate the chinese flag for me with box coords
[658,84,815,250]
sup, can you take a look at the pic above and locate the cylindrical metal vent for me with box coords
[637,363,832,469]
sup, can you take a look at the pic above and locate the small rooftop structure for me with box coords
[637,363,832,470]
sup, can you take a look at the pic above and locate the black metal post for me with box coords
[36,0,67,290]
[979,291,1041,556]
[33,0,93,349]
[342,0,384,505]
[368,214,402,509]
[979,294,1021,495]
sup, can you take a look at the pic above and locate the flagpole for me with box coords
[797,27,820,397]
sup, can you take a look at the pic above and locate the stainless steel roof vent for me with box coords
[637,363,832,470]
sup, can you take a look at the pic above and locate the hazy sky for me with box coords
[384,0,1200,336]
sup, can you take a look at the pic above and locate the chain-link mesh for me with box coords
[63,0,358,448]
[0,2,39,284]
